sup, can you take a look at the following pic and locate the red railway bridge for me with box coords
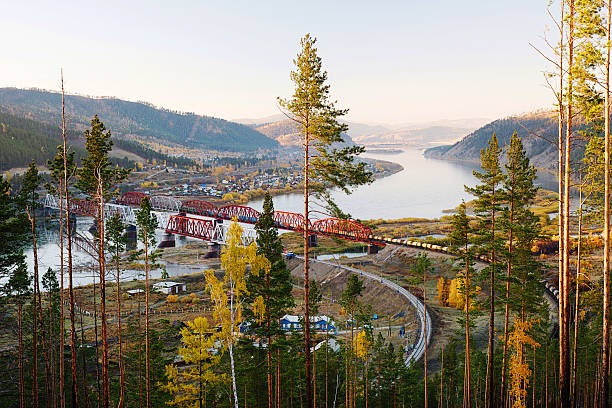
[116,192,381,247]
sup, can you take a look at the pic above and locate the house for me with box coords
[153,281,186,295]
[280,314,336,332]
[280,314,301,330]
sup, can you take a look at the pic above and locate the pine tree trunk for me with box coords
[267,273,273,408]
[49,289,57,408]
[116,254,125,408]
[36,280,52,407]
[561,4,574,407]
[303,123,312,408]
[19,304,25,408]
[601,4,611,408]
[423,266,428,408]
[144,236,151,408]
[556,3,566,406]
[59,73,67,408]
[325,324,328,408]
[97,185,110,408]
[440,349,443,408]
[61,84,79,408]
[485,192,496,408]
[80,309,90,408]
[138,299,143,408]
[93,269,101,408]
[501,184,515,408]
[29,210,39,408]
[464,247,471,408]
[572,191,583,408]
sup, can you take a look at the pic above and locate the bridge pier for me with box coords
[158,232,176,248]
[206,243,222,258]
[367,244,380,255]
[124,225,137,250]
[308,234,318,247]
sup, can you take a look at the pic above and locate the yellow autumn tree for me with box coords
[163,317,225,408]
[437,276,447,306]
[205,221,270,408]
[447,276,480,311]
[508,317,539,408]
[354,330,372,405]
[447,278,460,309]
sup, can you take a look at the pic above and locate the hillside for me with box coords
[424,111,586,171]
[0,88,278,152]
[254,119,356,147]
[0,108,85,171]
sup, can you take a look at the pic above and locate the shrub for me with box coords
[167,294,179,303]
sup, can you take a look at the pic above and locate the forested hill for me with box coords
[424,111,586,171]
[0,88,278,152]
[0,108,85,171]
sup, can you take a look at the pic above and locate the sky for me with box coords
[0,0,558,125]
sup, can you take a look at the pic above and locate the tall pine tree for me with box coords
[278,34,373,407]
[465,133,505,408]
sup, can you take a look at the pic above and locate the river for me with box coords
[247,147,558,220]
[24,147,558,287]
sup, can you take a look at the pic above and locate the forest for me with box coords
[3,1,612,408]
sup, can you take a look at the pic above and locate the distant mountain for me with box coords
[424,111,585,171]
[0,88,278,152]
[254,119,356,147]
[352,125,472,146]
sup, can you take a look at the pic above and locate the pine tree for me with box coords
[8,262,31,408]
[341,274,364,408]
[77,115,129,408]
[106,213,128,407]
[465,133,505,408]
[19,161,52,407]
[278,34,373,407]
[449,202,477,408]
[500,132,541,405]
[244,192,294,408]
[135,196,158,408]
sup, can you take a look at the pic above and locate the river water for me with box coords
[25,147,558,287]
[247,148,558,220]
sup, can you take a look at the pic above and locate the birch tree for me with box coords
[205,222,270,408]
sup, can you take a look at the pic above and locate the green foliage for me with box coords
[18,161,43,213]
[502,133,545,318]
[76,115,130,200]
[0,88,278,152]
[244,193,294,336]
[0,175,28,286]
[136,197,158,249]
[0,108,84,171]
[278,34,373,209]
[106,213,127,261]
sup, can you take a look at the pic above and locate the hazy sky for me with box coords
[0,0,557,125]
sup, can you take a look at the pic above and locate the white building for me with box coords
[153,281,186,295]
